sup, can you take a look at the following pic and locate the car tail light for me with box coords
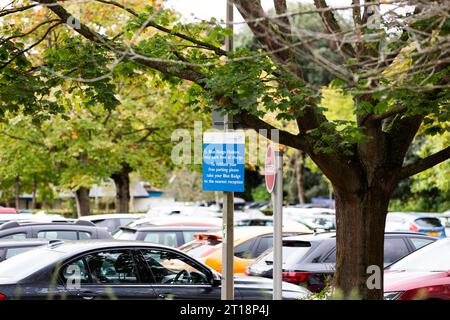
[282,271,311,284]
[409,223,419,232]
[0,293,7,300]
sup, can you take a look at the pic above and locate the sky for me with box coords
[164,0,353,29]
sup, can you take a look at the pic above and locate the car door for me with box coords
[59,249,158,300]
[138,248,220,300]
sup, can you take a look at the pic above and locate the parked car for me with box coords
[235,217,313,231]
[430,211,450,237]
[126,216,222,229]
[386,212,446,238]
[283,207,335,216]
[0,220,112,240]
[288,214,336,232]
[113,225,221,247]
[0,240,309,300]
[0,213,66,225]
[246,232,437,292]
[180,226,312,275]
[78,214,146,233]
[0,208,18,214]
[0,239,49,262]
[384,237,450,300]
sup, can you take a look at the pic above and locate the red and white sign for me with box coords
[265,144,276,193]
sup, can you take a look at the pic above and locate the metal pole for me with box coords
[273,149,283,300]
[221,0,234,301]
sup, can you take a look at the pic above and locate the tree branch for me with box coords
[399,145,450,180]
[36,0,206,83]
[313,0,355,57]
[233,112,310,151]
[234,0,293,66]
[0,21,64,70]
[0,4,37,17]
[95,0,227,56]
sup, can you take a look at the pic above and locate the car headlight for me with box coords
[384,291,404,300]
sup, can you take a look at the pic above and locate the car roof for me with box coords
[121,225,221,232]
[0,239,50,247]
[388,212,441,219]
[38,239,178,256]
[283,231,436,242]
[79,213,146,221]
[0,219,97,230]
[194,226,312,242]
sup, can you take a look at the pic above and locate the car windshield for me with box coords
[388,239,450,272]
[0,247,65,281]
[256,243,312,266]
[113,229,137,240]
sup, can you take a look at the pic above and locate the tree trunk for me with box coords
[295,151,306,204]
[31,176,37,209]
[111,163,132,213]
[75,187,91,217]
[15,176,20,210]
[334,187,391,300]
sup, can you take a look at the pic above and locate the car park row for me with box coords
[0,204,448,300]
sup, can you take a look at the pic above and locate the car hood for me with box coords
[234,275,309,293]
[384,270,448,292]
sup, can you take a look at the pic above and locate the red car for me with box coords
[0,208,18,214]
[384,238,450,300]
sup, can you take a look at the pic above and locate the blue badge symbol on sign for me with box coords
[202,132,245,192]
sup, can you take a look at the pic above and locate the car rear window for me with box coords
[5,247,36,259]
[235,238,258,259]
[409,237,434,250]
[414,218,442,228]
[0,233,27,240]
[256,244,312,267]
[0,248,65,281]
[182,230,211,244]
[37,231,78,240]
[143,232,178,247]
[388,239,450,272]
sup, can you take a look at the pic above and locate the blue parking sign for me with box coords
[202,132,245,192]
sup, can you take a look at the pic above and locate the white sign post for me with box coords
[265,145,283,300]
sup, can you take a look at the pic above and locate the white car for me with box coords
[78,213,146,233]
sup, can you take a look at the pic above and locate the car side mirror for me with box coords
[211,278,221,287]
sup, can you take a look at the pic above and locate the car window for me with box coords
[389,239,450,272]
[79,231,92,240]
[414,218,442,228]
[182,231,205,244]
[84,250,139,284]
[143,232,178,247]
[409,237,434,250]
[384,238,410,263]
[235,238,257,259]
[0,233,27,240]
[323,249,336,263]
[5,247,37,259]
[95,219,117,232]
[60,258,91,285]
[37,231,78,240]
[254,236,273,258]
[140,249,209,285]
